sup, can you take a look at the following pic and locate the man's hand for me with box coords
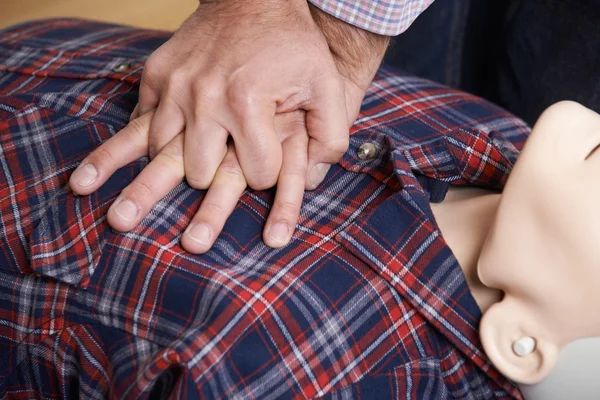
[133,0,351,192]
[69,1,390,252]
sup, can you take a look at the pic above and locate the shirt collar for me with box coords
[335,127,521,397]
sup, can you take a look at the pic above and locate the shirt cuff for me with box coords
[307,0,434,36]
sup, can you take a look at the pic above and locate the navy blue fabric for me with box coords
[386,0,600,125]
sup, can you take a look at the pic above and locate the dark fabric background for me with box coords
[384,0,600,125]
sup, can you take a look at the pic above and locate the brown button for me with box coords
[112,62,130,73]
[357,142,378,160]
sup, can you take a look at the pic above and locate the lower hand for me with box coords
[69,111,310,253]
[135,0,350,193]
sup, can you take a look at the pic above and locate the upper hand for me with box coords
[136,0,351,192]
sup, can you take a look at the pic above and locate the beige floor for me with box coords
[1,0,198,30]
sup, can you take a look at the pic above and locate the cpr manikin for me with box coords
[431,101,600,400]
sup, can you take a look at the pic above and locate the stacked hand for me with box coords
[69,0,389,253]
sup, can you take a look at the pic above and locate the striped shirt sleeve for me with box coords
[307,0,435,36]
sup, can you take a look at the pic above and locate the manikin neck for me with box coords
[431,186,600,400]
[429,186,503,313]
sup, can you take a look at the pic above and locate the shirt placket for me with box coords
[335,128,522,398]
[0,43,144,85]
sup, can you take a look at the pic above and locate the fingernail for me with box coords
[73,163,97,187]
[113,199,139,221]
[186,223,211,244]
[309,163,331,189]
[269,223,290,244]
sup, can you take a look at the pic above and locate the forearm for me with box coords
[308,0,434,36]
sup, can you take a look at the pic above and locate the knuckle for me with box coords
[126,180,154,198]
[247,171,278,190]
[226,80,256,115]
[218,161,244,178]
[160,141,184,165]
[283,163,307,178]
[273,199,300,220]
[126,118,149,141]
[204,201,227,217]
[88,145,115,166]
[322,137,349,158]
[166,70,189,97]
[141,57,162,86]
[158,152,184,174]
[285,118,308,137]
[138,81,155,101]
[192,79,220,105]
[186,176,211,190]
[216,165,247,188]
[144,52,160,69]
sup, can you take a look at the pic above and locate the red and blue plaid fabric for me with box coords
[0,19,530,399]
[308,0,434,35]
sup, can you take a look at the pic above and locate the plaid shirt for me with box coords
[0,19,530,399]
[308,0,435,35]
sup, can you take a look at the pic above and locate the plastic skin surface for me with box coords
[431,101,600,399]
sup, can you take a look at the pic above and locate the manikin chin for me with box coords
[431,101,600,400]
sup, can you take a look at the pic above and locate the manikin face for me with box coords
[477,101,600,384]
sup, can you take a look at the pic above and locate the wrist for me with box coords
[308,3,390,91]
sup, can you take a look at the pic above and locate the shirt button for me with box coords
[112,62,130,73]
[357,142,378,160]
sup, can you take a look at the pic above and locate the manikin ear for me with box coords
[479,298,560,385]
